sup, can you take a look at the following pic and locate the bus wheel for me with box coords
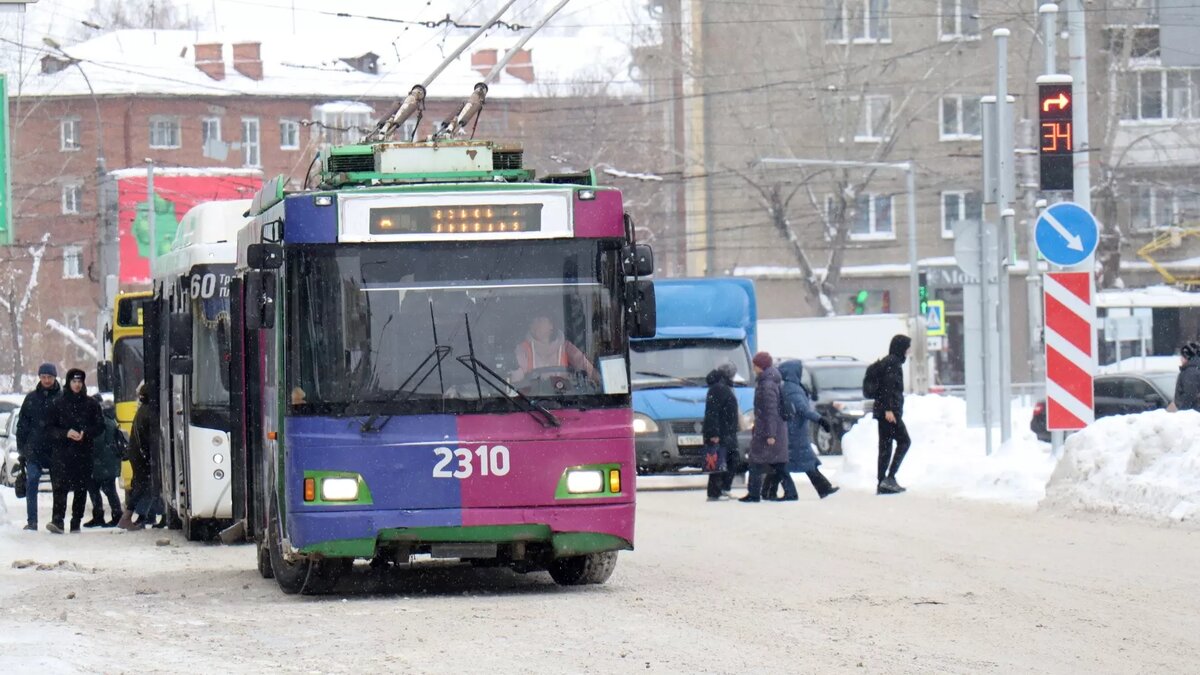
[266,504,346,595]
[548,551,618,586]
[256,540,274,579]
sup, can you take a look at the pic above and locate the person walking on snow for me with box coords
[46,369,105,533]
[15,363,62,531]
[741,352,798,502]
[777,360,839,499]
[703,363,740,501]
[84,394,124,528]
[872,335,912,495]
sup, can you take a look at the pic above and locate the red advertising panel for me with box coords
[115,169,263,285]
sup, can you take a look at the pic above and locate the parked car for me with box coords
[0,401,18,487]
[1031,370,1178,442]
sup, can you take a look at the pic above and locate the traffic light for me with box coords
[853,290,869,315]
[1038,77,1074,192]
[918,272,929,316]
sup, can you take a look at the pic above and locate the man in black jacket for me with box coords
[16,363,62,531]
[703,363,740,501]
[873,334,912,495]
[1173,341,1200,413]
[46,369,104,533]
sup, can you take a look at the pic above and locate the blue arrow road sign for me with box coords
[1035,202,1099,267]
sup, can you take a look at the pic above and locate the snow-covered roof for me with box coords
[17,26,640,100]
[1097,285,1200,308]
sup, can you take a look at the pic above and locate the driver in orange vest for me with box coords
[512,315,598,383]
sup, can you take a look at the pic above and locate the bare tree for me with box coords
[0,233,51,387]
[77,0,202,36]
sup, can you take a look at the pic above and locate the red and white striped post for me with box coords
[1043,271,1096,429]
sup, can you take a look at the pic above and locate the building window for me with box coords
[280,119,300,150]
[831,193,894,239]
[826,0,891,43]
[202,117,221,148]
[61,183,82,215]
[60,117,81,151]
[857,95,891,142]
[149,116,182,148]
[941,190,983,238]
[939,0,979,40]
[313,102,375,144]
[1131,185,1200,231]
[62,245,83,279]
[939,95,982,140]
[242,117,261,167]
[1123,69,1200,121]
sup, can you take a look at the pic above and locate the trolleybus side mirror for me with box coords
[622,244,654,277]
[247,243,283,270]
[97,360,115,393]
[627,280,657,339]
[169,313,192,358]
[169,356,194,376]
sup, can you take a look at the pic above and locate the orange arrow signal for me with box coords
[1042,92,1070,112]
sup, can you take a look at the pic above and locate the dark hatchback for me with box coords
[796,357,871,455]
[1031,370,1178,441]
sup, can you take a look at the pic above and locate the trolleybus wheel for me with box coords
[547,551,618,586]
[267,502,346,595]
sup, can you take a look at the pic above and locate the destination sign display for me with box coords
[369,203,544,235]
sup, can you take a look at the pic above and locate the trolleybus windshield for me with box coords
[288,239,626,415]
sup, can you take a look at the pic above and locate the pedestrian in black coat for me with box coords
[84,396,124,528]
[703,363,740,501]
[1172,342,1200,413]
[873,334,911,495]
[46,369,104,533]
[16,363,61,530]
[119,384,160,530]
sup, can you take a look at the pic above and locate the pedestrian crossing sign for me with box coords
[925,300,946,337]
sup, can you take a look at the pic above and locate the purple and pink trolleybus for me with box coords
[227,139,656,594]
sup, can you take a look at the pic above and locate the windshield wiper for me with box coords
[360,345,452,433]
[458,314,560,428]
[633,371,704,387]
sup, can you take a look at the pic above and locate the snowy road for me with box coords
[2,482,1199,674]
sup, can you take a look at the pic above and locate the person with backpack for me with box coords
[865,334,912,495]
[84,395,124,528]
[703,363,741,501]
[740,351,797,502]
[776,360,839,499]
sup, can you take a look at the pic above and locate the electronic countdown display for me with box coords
[370,203,544,235]
[1039,82,1074,192]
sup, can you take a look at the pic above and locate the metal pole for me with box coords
[906,164,928,394]
[1040,3,1058,76]
[1068,0,1090,212]
[485,0,571,83]
[146,160,156,278]
[995,28,1013,444]
[979,196,993,457]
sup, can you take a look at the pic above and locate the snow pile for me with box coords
[1041,410,1200,524]
[837,395,1056,505]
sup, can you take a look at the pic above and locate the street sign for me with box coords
[926,335,945,352]
[1038,76,1075,191]
[925,300,946,337]
[1044,271,1096,431]
[1035,202,1098,267]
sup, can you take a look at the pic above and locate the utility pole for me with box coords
[995,28,1014,444]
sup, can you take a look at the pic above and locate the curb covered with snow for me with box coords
[837,395,1056,505]
[1041,410,1200,524]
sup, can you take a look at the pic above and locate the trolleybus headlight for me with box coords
[321,477,360,501]
[578,189,596,201]
[565,469,605,494]
[314,195,333,207]
[212,453,224,465]
[632,413,658,434]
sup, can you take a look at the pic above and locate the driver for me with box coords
[511,315,598,382]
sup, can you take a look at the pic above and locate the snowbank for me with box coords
[1041,410,1200,524]
[837,395,1056,505]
